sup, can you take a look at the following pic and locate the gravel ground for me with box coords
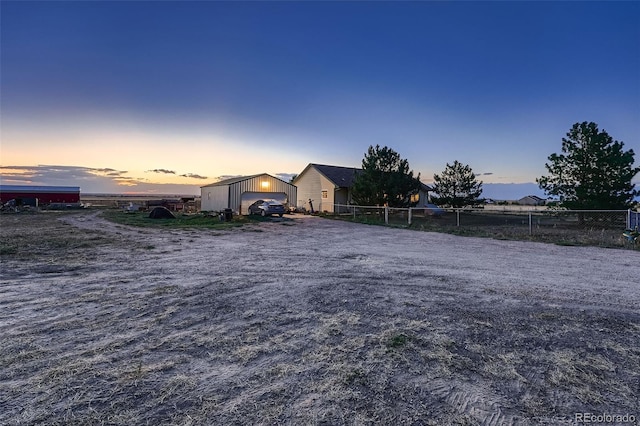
[1,210,639,425]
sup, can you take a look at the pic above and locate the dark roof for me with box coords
[419,182,434,192]
[302,163,433,191]
[311,164,361,188]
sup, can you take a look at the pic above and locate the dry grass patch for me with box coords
[1,211,638,425]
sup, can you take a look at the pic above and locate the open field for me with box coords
[331,207,637,249]
[1,210,639,425]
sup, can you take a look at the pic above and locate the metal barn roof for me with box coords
[201,174,264,187]
[0,185,80,193]
[201,173,292,188]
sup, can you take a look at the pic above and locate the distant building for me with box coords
[518,195,546,206]
[0,185,80,205]
[200,173,297,214]
[146,197,196,212]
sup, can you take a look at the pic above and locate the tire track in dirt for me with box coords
[427,379,520,425]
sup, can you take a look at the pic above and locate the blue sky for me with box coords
[1,1,639,198]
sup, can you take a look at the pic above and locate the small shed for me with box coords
[200,173,297,215]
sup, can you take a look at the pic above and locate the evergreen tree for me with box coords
[537,122,638,209]
[351,145,422,207]
[432,161,483,208]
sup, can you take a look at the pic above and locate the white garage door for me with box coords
[241,192,287,215]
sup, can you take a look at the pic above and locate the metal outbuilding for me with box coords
[200,174,297,215]
[0,185,80,205]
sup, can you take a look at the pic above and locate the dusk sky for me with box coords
[1,1,639,198]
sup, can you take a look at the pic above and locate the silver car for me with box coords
[248,199,285,217]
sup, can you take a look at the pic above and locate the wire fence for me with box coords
[332,204,640,249]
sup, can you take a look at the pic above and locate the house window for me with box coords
[410,193,419,203]
[321,190,328,199]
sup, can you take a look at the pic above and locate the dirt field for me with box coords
[1,210,639,425]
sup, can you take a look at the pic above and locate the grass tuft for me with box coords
[386,333,410,349]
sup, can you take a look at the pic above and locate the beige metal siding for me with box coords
[200,185,229,211]
[201,174,296,214]
[229,174,297,214]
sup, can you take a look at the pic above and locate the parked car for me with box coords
[248,199,285,217]
[424,203,445,216]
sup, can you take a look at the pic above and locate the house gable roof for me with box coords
[419,182,434,192]
[295,163,434,192]
[298,163,361,188]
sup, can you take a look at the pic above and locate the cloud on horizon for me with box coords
[0,165,203,194]
[180,173,208,180]
[146,169,209,180]
[275,173,296,183]
[2,165,637,200]
[1,165,129,181]
[147,169,176,175]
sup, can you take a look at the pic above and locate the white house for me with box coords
[200,173,297,214]
[293,164,359,213]
[293,163,432,213]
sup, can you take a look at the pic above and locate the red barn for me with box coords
[0,185,81,205]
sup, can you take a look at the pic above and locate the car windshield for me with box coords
[266,200,282,206]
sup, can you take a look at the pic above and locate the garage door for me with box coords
[241,192,287,215]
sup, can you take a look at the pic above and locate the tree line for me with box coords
[351,121,639,210]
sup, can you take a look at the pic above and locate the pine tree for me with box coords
[432,161,483,208]
[351,145,422,207]
[537,122,639,209]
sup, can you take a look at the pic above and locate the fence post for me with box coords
[408,207,412,226]
[628,209,631,229]
[353,205,356,219]
[385,206,389,224]
[529,211,532,235]
[456,209,460,227]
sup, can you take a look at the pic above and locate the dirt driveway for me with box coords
[1,211,639,425]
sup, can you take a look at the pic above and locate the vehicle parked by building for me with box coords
[248,199,285,217]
